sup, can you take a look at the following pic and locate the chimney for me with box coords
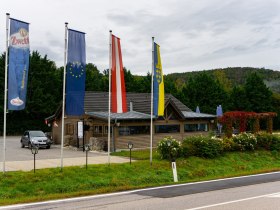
[130,101,133,111]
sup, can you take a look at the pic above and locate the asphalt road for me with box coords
[1,172,280,210]
[0,136,106,161]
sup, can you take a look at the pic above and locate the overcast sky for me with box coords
[1,0,280,75]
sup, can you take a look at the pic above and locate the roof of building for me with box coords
[182,111,216,119]
[46,91,216,122]
[86,111,154,121]
[84,92,192,114]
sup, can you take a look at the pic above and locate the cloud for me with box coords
[1,0,280,74]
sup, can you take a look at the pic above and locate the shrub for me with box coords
[181,137,198,157]
[232,132,257,151]
[255,132,273,150]
[157,136,182,160]
[220,137,237,152]
[270,135,280,151]
[182,135,223,158]
[255,132,280,151]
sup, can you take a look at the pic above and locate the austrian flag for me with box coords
[111,34,127,113]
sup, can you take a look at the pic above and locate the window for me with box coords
[155,125,180,133]
[66,123,74,135]
[93,125,103,134]
[198,123,208,131]
[119,126,150,136]
[184,123,208,132]
[104,126,112,134]
[184,124,197,132]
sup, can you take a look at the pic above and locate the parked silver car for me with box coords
[20,130,52,149]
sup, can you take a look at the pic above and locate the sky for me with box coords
[1,0,280,75]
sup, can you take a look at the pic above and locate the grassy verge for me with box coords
[1,150,280,206]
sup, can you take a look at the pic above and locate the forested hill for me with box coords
[166,67,280,93]
[1,51,280,134]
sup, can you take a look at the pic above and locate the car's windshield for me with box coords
[29,131,45,137]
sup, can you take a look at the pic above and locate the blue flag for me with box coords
[8,18,30,110]
[66,29,86,116]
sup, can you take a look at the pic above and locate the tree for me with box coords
[85,63,103,91]
[123,68,136,92]
[0,54,5,132]
[229,86,248,111]
[133,72,151,93]
[244,73,273,112]
[27,51,61,115]
[271,92,280,129]
[0,54,5,113]
[0,51,62,134]
[165,76,178,95]
[213,69,232,93]
[181,72,229,113]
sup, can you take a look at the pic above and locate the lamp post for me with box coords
[31,145,38,173]
[127,142,133,165]
[84,144,91,169]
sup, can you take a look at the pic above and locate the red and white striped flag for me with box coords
[111,34,127,113]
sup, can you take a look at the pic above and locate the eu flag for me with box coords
[66,29,86,116]
[8,18,30,110]
[153,42,165,117]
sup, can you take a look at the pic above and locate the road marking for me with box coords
[266,192,280,198]
[1,171,280,209]
[185,192,280,210]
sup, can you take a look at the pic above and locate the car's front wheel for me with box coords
[21,141,25,148]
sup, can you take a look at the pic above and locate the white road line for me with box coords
[185,192,280,210]
[266,193,280,198]
[0,171,280,209]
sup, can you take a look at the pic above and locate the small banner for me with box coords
[8,18,30,110]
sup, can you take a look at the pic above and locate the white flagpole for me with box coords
[60,22,68,171]
[150,37,154,166]
[3,13,10,173]
[108,30,112,165]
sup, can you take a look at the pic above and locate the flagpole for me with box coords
[3,13,10,173]
[60,22,68,172]
[150,37,154,166]
[108,30,112,165]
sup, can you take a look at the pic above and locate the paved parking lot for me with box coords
[0,136,130,171]
[0,136,106,161]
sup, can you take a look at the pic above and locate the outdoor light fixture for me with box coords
[84,144,91,151]
[127,142,133,150]
[31,145,38,173]
[127,142,134,165]
[84,144,91,169]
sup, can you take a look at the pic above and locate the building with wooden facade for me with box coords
[46,92,216,150]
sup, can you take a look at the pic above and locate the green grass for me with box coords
[111,149,158,160]
[1,150,280,206]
